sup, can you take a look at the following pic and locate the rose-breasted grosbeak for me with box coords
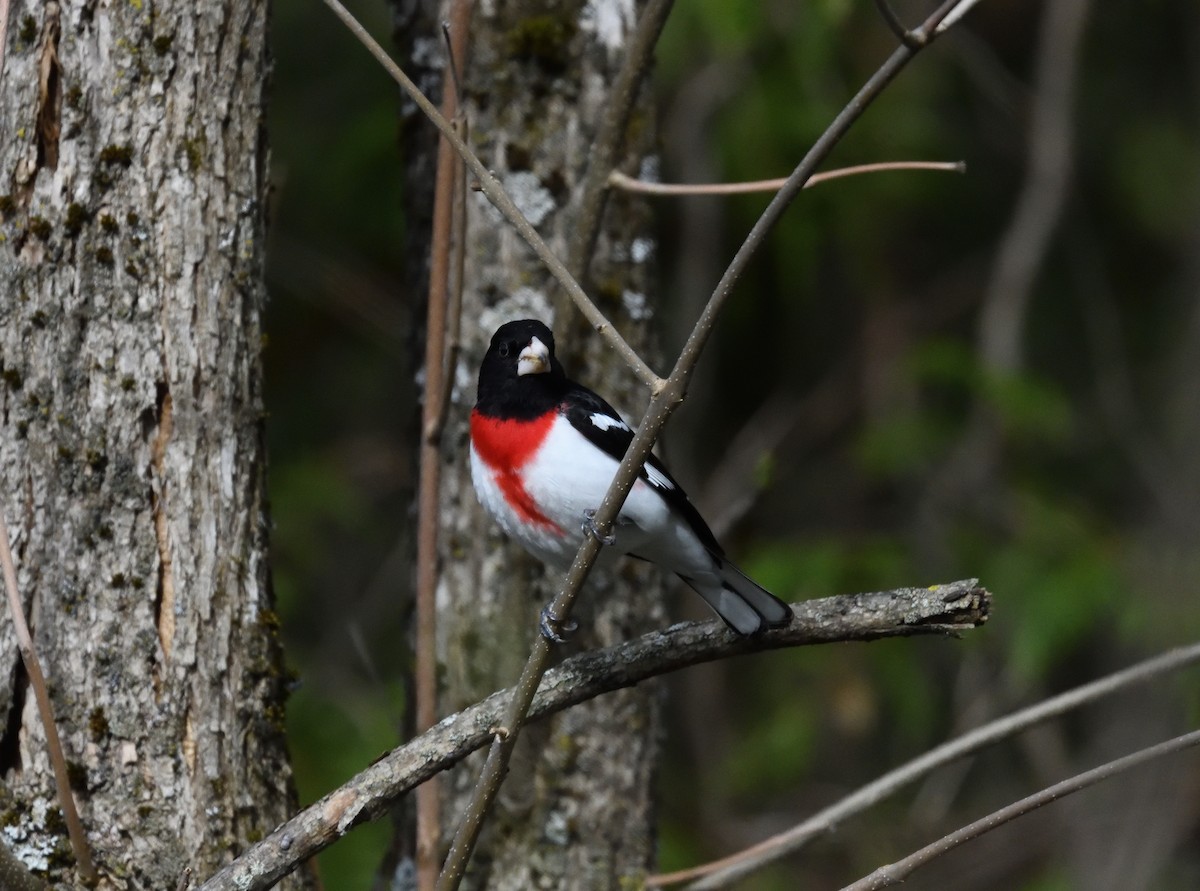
[469,319,792,636]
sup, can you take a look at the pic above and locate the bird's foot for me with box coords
[581,509,616,546]
[539,604,579,644]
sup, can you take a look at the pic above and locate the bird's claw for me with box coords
[539,605,579,644]
[581,509,616,546]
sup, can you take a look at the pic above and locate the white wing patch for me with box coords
[589,412,630,433]
[644,463,674,491]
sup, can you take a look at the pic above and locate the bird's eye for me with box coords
[498,343,510,358]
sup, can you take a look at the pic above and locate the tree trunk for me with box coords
[392,1,666,887]
[438,3,665,887]
[0,2,307,888]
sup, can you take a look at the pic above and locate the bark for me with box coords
[394,1,666,887]
[0,2,306,888]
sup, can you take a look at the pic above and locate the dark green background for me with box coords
[267,1,1200,888]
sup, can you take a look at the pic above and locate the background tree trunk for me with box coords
[0,2,308,887]
[394,1,667,887]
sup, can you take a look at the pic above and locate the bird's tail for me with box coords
[681,559,792,635]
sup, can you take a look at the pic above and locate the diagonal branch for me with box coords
[194,581,988,891]
[319,0,662,388]
[608,161,965,196]
[840,728,1200,890]
[651,640,1200,888]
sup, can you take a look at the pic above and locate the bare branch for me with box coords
[840,729,1200,891]
[318,0,663,388]
[646,641,1200,888]
[193,582,988,891]
[0,513,96,882]
[608,161,965,196]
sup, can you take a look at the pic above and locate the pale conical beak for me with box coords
[517,336,550,376]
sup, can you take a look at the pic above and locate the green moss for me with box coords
[0,194,14,216]
[110,573,127,588]
[43,805,66,835]
[97,523,114,541]
[95,246,114,266]
[65,84,83,109]
[64,202,88,237]
[30,310,48,328]
[183,136,205,172]
[2,368,22,390]
[120,375,137,391]
[99,213,118,232]
[88,707,110,741]
[505,15,578,73]
[126,210,140,226]
[99,143,133,166]
[66,761,88,791]
[130,575,145,590]
[57,445,74,461]
[153,34,173,55]
[27,216,52,239]
[86,450,108,473]
[18,16,36,43]
[16,421,28,438]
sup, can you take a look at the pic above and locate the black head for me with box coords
[475,319,568,419]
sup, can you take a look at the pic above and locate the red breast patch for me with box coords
[470,410,563,534]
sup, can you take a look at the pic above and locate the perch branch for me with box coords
[652,640,1200,887]
[840,728,1200,890]
[0,513,95,881]
[608,161,965,196]
[193,581,988,891]
[319,0,662,388]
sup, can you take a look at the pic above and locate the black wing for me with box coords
[560,383,724,556]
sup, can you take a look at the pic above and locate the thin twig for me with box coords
[568,0,676,280]
[435,3,970,887]
[414,3,472,889]
[319,0,662,388]
[872,0,923,50]
[839,728,1200,891]
[647,641,1200,888]
[0,514,96,882]
[193,582,988,891]
[608,161,965,196]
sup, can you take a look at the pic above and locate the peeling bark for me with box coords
[0,2,307,887]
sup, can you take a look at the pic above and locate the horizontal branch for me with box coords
[195,580,989,891]
[608,161,966,196]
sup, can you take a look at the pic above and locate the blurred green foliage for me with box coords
[268,0,1200,888]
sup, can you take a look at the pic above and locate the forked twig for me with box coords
[0,514,96,881]
[320,0,662,388]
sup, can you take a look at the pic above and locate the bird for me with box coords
[469,318,792,638]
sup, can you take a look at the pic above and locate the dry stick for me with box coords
[414,4,472,889]
[568,0,676,279]
[608,161,965,196]
[0,515,96,882]
[193,582,987,891]
[840,728,1200,891]
[652,640,1200,888]
[320,0,662,389]
[436,2,970,887]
